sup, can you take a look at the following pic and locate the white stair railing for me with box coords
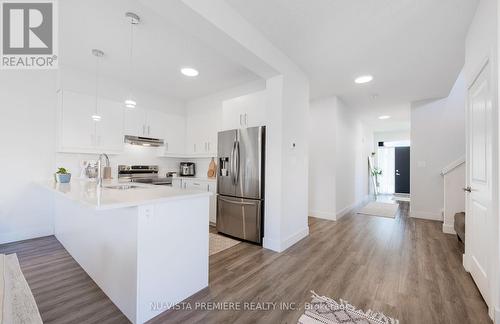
[441,156,465,234]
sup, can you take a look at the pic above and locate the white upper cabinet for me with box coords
[162,113,185,155]
[186,112,217,156]
[222,90,266,130]
[124,108,183,148]
[123,108,147,137]
[58,90,124,154]
[147,110,169,139]
[59,91,95,151]
[96,99,125,152]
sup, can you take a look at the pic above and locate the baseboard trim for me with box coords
[410,210,442,221]
[336,195,370,220]
[263,236,281,252]
[281,227,309,252]
[491,305,498,322]
[0,226,54,245]
[442,223,456,234]
[309,210,336,221]
[263,226,309,253]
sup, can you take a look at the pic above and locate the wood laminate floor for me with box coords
[0,201,491,324]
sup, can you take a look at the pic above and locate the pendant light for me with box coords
[92,49,104,122]
[124,12,140,109]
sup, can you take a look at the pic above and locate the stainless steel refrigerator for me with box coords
[217,126,265,244]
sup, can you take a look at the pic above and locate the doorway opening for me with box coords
[376,140,411,196]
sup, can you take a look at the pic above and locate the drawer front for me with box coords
[216,195,261,243]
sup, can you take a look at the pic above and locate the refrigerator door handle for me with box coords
[235,141,240,185]
[218,197,257,206]
[230,141,236,185]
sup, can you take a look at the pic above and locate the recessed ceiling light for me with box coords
[355,75,373,84]
[181,67,199,77]
[378,115,391,120]
[91,115,102,122]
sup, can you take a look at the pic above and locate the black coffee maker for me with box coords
[179,162,195,176]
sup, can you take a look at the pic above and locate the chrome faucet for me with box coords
[97,153,110,188]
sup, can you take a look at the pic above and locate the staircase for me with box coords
[441,156,465,234]
[454,211,465,243]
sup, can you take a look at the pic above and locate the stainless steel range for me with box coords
[118,165,172,185]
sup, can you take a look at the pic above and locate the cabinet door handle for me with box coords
[142,125,146,135]
[166,142,169,151]
[148,126,151,136]
[208,142,210,152]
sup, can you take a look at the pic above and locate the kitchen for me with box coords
[0,0,310,322]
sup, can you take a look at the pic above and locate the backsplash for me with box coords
[55,144,216,179]
[55,144,181,179]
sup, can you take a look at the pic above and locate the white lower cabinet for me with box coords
[175,178,217,224]
[172,178,183,189]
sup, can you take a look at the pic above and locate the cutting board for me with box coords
[207,157,217,178]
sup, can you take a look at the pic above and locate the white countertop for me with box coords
[41,179,211,210]
[172,176,217,182]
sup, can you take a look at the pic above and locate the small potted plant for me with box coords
[55,167,71,183]
[371,168,382,188]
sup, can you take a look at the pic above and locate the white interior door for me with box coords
[465,60,492,306]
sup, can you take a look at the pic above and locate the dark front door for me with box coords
[395,147,410,194]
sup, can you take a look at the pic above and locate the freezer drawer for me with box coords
[216,195,262,244]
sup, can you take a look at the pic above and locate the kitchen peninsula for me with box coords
[42,179,211,324]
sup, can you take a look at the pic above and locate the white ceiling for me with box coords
[59,0,260,101]
[227,0,478,131]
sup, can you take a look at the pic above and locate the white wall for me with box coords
[308,98,337,220]
[373,130,410,151]
[410,72,466,220]
[335,98,372,217]
[308,97,373,221]
[59,67,185,115]
[0,71,58,244]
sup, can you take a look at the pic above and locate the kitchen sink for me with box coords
[105,185,142,190]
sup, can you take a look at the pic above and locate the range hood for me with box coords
[124,135,164,147]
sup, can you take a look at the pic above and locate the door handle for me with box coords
[219,197,256,206]
[463,186,473,193]
[230,141,236,184]
[235,141,240,185]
